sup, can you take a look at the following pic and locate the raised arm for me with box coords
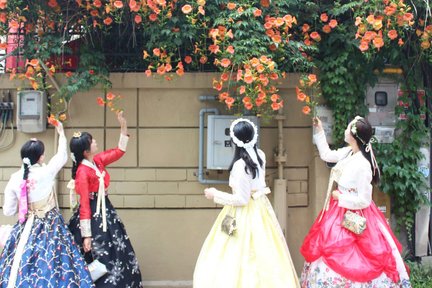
[313,130,352,163]
[95,111,129,166]
[46,122,68,176]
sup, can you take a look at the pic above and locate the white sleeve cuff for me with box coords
[213,189,249,206]
[118,134,129,152]
[80,219,92,238]
[313,130,326,144]
[213,190,233,206]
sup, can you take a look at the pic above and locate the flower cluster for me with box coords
[47,113,66,126]
[295,74,320,117]
[4,0,430,121]
[97,91,123,113]
[214,56,283,112]
[353,0,420,52]
[204,3,300,114]
[301,13,338,47]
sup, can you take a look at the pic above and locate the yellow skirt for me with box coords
[193,195,300,288]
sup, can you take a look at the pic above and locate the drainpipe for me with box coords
[198,108,228,184]
[273,113,288,235]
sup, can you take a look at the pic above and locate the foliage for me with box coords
[295,73,320,117]
[0,0,319,116]
[96,91,123,113]
[290,0,432,249]
[376,113,429,240]
[352,0,432,244]
[406,261,432,288]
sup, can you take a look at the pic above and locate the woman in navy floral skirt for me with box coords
[68,111,142,287]
[0,122,93,288]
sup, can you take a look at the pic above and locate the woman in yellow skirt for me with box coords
[193,118,300,288]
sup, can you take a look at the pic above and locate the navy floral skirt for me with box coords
[69,195,143,288]
[0,208,94,287]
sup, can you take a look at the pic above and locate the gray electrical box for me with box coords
[366,78,398,143]
[207,115,259,170]
[17,90,47,133]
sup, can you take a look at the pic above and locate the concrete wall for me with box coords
[0,73,334,286]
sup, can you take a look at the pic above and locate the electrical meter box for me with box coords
[207,115,259,170]
[313,105,334,145]
[365,78,398,143]
[17,90,47,133]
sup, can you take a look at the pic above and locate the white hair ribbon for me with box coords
[365,138,380,177]
[70,153,76,163]
[230,118,259,165]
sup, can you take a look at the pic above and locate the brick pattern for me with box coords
[0,73,312,209]
[0,166,310,209]
[58,167,310,208]
[286,168,309,207]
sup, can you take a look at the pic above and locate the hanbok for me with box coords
[194,149,300,288]
[0,133,93,288]
[300,131,411,288]
[68,134,142,287]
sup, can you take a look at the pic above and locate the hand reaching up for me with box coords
[313,117,323,133]
[117,111,128,135]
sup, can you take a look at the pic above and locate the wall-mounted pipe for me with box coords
[198,108,228,184]
[273,113,288,235]
[199,95,218,102]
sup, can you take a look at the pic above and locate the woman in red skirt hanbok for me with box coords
[300,116,411,288]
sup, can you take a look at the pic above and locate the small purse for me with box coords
[87,259,108,282]
[221,206,237,236]
[342,210,367,235]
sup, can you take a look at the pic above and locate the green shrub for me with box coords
[407,261,432,288]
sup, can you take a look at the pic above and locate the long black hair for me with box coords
[69,132,92,180]
[228,120,263,179]
[20,139,44,181]
[350,117,380,184]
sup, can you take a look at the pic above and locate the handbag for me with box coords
[342,210,367,235]
[221,206,237,236]
[87,259,108,282]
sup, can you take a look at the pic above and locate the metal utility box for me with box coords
[365,79,398,143]
[207,115,259,170]
[17,90,47,133]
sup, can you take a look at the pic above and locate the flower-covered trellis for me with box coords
[0,0,431,119]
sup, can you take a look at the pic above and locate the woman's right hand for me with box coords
[83,237,92,253]
[204,187,217,200]
[313,117,323,133]
[117,111,128,135]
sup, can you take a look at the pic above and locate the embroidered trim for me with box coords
[80,219,92,238]
[118,134,129,152]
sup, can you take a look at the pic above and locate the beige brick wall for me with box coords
[0,73,327,284]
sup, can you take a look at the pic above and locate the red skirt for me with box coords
[300,196,402,283]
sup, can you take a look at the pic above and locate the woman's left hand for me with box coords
[55,121,64,135]
[332,190,340,200]
[204,188,216,200]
